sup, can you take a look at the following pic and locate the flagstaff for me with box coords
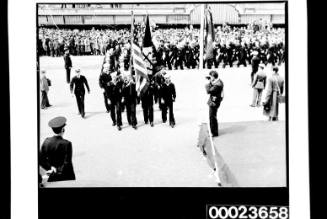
[199,4,205,70]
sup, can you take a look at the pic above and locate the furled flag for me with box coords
[196,122,239,187]
[131,12,150,96]
[204,6,215,61]
[143,14,154,48]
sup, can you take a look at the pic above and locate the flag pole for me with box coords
[206,122,222,186]
[130,9,134,75]
[199,4,205,70]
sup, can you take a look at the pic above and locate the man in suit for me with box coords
[160,74,176,128]
[122,75,138,129]
[63,48,72,83]
[205,70,224,137]
[39,116,75,182]
[40,70,52,109]
[70,69,90,118]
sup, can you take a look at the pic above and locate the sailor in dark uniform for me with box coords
[160,74,176,128]
[63,48,72,83]
[251,50,261,83]
[111,71,124,130]
[99,64,112,113]
[122,75,138,129]
[39,116,76,182]
[141,74,155,127]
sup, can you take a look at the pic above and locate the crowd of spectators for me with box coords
[38,24,285,69]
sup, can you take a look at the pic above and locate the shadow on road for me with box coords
[219,124,247,136]
[84,111,105,119]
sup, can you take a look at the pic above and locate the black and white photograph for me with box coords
[8,0,310,219]
[37,2,287,187]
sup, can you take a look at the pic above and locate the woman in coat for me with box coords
[263,66,284,121]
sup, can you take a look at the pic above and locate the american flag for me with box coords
[131,12,150,96]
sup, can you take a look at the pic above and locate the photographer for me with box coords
[205,70,224,137]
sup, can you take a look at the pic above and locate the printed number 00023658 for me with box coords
[207,205,289,219]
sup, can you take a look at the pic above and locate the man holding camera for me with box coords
[205,70,224,137]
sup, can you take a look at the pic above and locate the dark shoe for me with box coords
[133,126,137,130]
[212,134,219,138]
[150,122,154,127]
[112,122,116,126]
[81,113,85,118]
[145,121,149,124]
[117,126,122,131]
[162,120,167,123]
[170,124,175,128]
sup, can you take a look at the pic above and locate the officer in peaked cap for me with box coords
[48,116,66,129]
[39,116,76,183]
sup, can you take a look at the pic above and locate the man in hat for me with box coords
[99,64,112,113]
[111,71,124,130]
[122,75,138,129]
[70,69,90,118]
[141,73,156,127]
[63,48,72,83]
[205,70,224,137]
[160,74,176,128]
[153,68,166,108]
[250,63,267,107]
[39,116,76,182]
[40,70,52,109]
[183,41,193,69]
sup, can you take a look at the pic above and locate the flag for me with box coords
[143,14,153,48]
[196,123,238,187]
[131,12,149,96]
[204,6,215,61]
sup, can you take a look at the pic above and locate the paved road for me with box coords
[40,56,286,187]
